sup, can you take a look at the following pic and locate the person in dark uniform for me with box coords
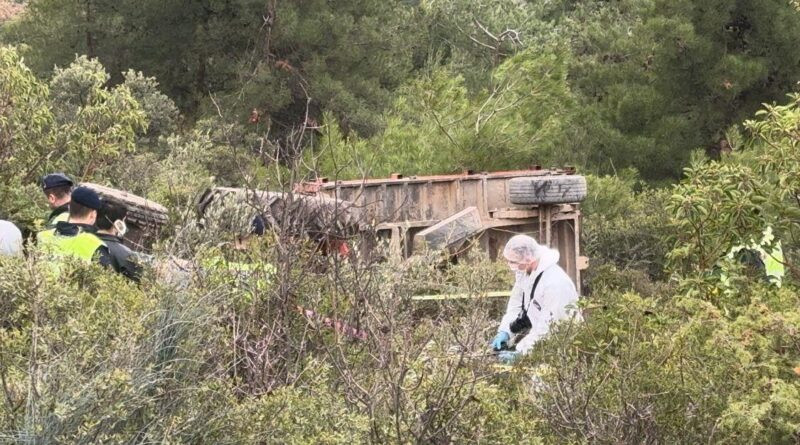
[96,202,142,282]
[41,173,74,228]
[37,186,111,267]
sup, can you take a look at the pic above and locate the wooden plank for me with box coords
[374,220,438,230]
[490,208,539,219]
[483,218,537,229]
[413,206,482,251]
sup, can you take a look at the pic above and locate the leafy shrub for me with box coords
[582,172,671,282]
[122,70,179,140]
[49,55,146,178]
[526,282,800,444]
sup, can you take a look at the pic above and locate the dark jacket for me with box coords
[46,203,70,228]
[97,233,142,282]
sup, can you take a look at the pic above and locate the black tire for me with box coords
[508,175,587,205]
[82,182,169,229]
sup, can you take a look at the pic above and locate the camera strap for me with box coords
[520,270,545,314]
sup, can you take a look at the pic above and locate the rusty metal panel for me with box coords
[307,169,576,222]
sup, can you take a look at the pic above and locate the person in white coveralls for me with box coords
[0,220,23,257]
[490,234,581,363]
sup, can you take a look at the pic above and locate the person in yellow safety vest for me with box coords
[37,186,112,267]
[727,226,785,287]
[41,173,74,229]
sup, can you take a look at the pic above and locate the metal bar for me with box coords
[545,206,552,246]
[314,169,566,189]
[482,176,489,216]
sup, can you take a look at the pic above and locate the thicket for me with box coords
[5,0,800,179]
[1,0,800,441]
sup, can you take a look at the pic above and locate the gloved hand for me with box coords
[491,331,510,351]
[497,350,520,365]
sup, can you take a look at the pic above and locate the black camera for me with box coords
[509,270,544,335]
[509,311,532,334]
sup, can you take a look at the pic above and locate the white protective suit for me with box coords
[498,237,581,354]
[0,220,23,257]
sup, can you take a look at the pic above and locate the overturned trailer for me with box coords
[296,168,589,292]
[83,168,588,292]
[196,186,361,238]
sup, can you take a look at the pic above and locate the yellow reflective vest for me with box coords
[727,226,785,287]
[38,227,106,263]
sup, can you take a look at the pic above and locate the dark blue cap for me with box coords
[251,215,265,236]
[70,186,103,211]
[42,173,74,191]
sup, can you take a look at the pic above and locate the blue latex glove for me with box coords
[497,350,520,364]
[491,331,510,351]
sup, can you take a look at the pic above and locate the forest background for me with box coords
[1,0,800,443]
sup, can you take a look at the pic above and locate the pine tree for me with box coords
[567,0,800,179]
[4,0,426,137]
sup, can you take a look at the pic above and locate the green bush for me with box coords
[312,48,576,179]
[526,281,800,444]
[582,172,672,283]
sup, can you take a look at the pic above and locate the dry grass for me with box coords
[0,1,24,23]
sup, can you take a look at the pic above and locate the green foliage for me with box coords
[565,0,800,179]
[667,159,766,278]
[745,94,800,257]
[421,0,566,86]
[0,255,159,441]
[7,0,800,183]
[526,282,800,443]
[0,48,268,240]
[122,70,179,140]
[49,55,147,178]
[314,49,576,179]
[667,94,800,289]
[0,49,148,229]
[0,45,53,223]
[228,374,371,444]
[582,172,671,280]
[5,0,425,138]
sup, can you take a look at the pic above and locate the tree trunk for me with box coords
[85,0,95,58]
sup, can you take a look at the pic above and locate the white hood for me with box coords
[533,245,560,274]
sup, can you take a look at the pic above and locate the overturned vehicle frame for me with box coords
[295,168,588,292]
[88,167,588,292]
